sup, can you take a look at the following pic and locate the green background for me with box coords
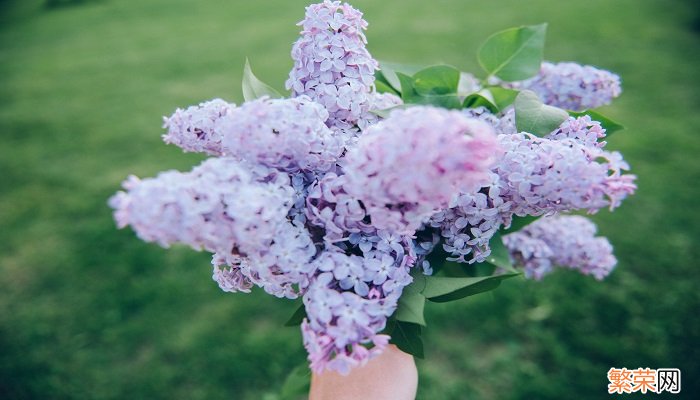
[1,0,698,398]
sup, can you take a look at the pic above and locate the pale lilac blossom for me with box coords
[109,158,293,256]
[503,215,617,280]
[495,133,636,216]
[162,98,235,155]
[342,106,501,233]
[505,61,622,111]
[164,96,342,173]
[286,0,379,129]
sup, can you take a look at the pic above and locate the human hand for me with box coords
[308,345,418,400]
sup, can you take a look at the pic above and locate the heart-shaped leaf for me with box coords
[422,273,519,303]
[385,319,424,359]
[515,90,569,136]
[396,72,461,109]
[394,282,427,326]
[375,79,398,95]
[396,72,419,103]
[478,24,547,81]
[489,87,520,110]
[242,58,283,101]
[463,92,499,113]
[413,65,460,96]
[485,232,517,273]
[464,87,519,113]
[377,61,423,93]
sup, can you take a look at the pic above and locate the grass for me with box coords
[1,0,699,399]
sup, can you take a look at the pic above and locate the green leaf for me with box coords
[478,24,547,81]
[394,280,427,326]
[489,87,520,110]
[501,215,539,234]
[413,65,460,96]
[463,87,519,113]
[385,320,424,359]
[284,304,307,327]
[463,92,499,113]
[242,58,283,101]
[278,363,310,400]
[397,72,419,103]
[422,273,519,303]
[375,79,398,95]
[369,104,413,118]
[378,61,423,92]
[569,110,625,136]
[485,232,517,273]
[421,94,462,109]
[397,72,461,109]
[515,90,568,136]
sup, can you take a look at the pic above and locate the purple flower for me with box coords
[495,133,636,215]
[505,61,622,111]
[430,172,512,263]
[547,115,607,148]
[109,158,293,256]
[286,0,379,129]
[305,172,373,242]
[342,106,501,233]
[503,215,617,280]
[301,271,402,374]
[162,98,236,155]
[164,96,343,173]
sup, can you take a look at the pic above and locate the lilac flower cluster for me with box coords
[496,132,636,215]
[342,106,501,233]
[301,235,415,373]
[503,215,617,280]
[286,0,378,130]
[431,109,636,263]
[111,0,636,375]
[163,96,342,173]
[506,61,622,111]
[110,158,292,255]
[109,158,320,298]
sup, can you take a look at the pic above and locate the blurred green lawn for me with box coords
[1,0,699,399]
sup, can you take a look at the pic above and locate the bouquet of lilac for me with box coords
[110,0,636,374]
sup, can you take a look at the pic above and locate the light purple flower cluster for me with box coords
[163,96,342,173]
[507,61,622,111]
[109,159,321,298]
[110,158,292,254]
[431,109,636,263]
[503,215,617,280]
[301,235,414,373]
[286,0,379,129]
[342,106,501,233]
[429,172,512,263]
[111,0,636,375]
[496,132,636,215]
